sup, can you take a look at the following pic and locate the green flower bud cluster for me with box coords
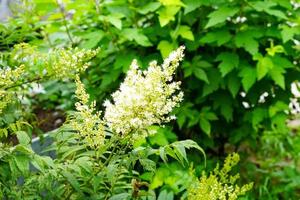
[188,153,253,200]
[69,75,105,148]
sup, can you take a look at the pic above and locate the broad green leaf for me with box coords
[16,131,30,145]
[216,52,239,77]
[159,0,184,6]
[138,2,161,14]
[199,117,211,136]
[177,25,194,41]
[14,155,29,174]
[158,6,181,27]
[281,25,299,43]
[250,1,287,19]
[202,68,221,97]
[106,15,122,30]
[269,65,285,89]
[122,28,152,46]
[200,29,231,46]
[157,40,175,58]
[80,30,105,49]
[205,7,239,28]
[193,68,209,83]
[183,0,202,14]
[227,73,241,97]
[235,30,259,55]
[238,67,256,92]
[256,56,273,80]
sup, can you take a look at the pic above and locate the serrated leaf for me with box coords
[14,155,29,174]
[158,6,180,27]
[205,7,239,28]
[177,25,194,41]
[159,147,168,163]
[200,29,231,46]
[199,118,211,136]
[227,73,241,97]
[257,56,273,80]
[216,52,239,77]
[139,158,156,172]
[138,2,161,14]
[16,131,30,145]
[193,68,209,83]
[122,28,152,46]
[202,68,221,96]
[173,143,188,165]
[281,25,298,43]
[157,40,175,58]
[269,65,285,89]
[235,30,259,55]
[106,15,122,29]
[238,67,256,92]
[61,170,83,194]
[183,0,202,14]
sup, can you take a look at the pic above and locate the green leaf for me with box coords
[216,52,239,77]
[80,30,105,49]
[139,158,156,172]
[227,73,241,97]
[61,170,83,194]
[252,108,268,128]
[238,66,256,92]
[200,29,231,46]
[257,56,273,80]
[106,15,122,30]
[159,0,184,6]
[122,28,152,46]
[157,40,175,58]
[193,68,209,83]
[199,117,211,136]
[250,1,287,19]
[138,2,161,14]
[205,7,239,28]
[235,30,259,55]
[14,155,29,174]
[281,25,298,43]
[16,131,30,145]
[269,65,285,89]
[202,68,221,97]
[183,0,202,14]
[109,193,130,200]
[158,6,181,27]
[177,25,194,41]
[158,190,174,200]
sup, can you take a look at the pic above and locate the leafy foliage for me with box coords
[1,0,300,198]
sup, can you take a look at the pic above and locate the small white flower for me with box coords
[103,46,185,138]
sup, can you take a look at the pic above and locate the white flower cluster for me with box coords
[103,46,185,139]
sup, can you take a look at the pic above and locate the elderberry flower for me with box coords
[103,46,185,139]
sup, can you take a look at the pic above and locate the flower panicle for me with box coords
[103,46,185,140]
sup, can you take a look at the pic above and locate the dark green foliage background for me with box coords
[1,0,300,199]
